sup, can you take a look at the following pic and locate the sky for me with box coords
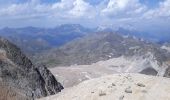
[0,0,170,34]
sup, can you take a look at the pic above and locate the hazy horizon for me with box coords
[0,0,169,34]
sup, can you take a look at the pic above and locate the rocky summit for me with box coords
[0,37,64,100]
[40,73,170,100]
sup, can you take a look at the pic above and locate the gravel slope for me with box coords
[39,73,170,100]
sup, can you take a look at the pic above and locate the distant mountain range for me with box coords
[0,24,93,55]
[0,24,169,57]
[35,32,170,68]
[0,24,170,68]
[115,27,170,43]
[97,25,170,43]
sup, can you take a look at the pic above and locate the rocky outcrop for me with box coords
[0,37,63,99]
[164,66,170,78]
[140,67,158,76]
[36,65,64,94]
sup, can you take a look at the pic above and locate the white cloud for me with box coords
[69,0,94,17]
[51,0,74,10]
[0,0,147,20]
[0,0,50,19]
[0,0,169,29]
[101,0,147,17]
[143,0,170,19]
[0,0,97,20]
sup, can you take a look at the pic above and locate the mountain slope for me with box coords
[0,37,63,99]
[35,32,170,67]
[39,73,170,100]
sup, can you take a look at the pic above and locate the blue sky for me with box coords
[0,0,170,34]
[139,0,163,8]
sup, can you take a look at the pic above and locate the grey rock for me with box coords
[112,83,116,86]
[119,95,124,100]
[0,37,64,99]
[99,91,106,96]
[137,83,146,87]
[125,87,132,93]
[141,90,147,93]
[164,66,170,78]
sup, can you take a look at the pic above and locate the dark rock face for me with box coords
[36,65,64,95]
[0,38,64,99]
[140,67,158,76]
[164,66,170,78]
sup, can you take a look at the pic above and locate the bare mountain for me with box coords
[35,32,170,67]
